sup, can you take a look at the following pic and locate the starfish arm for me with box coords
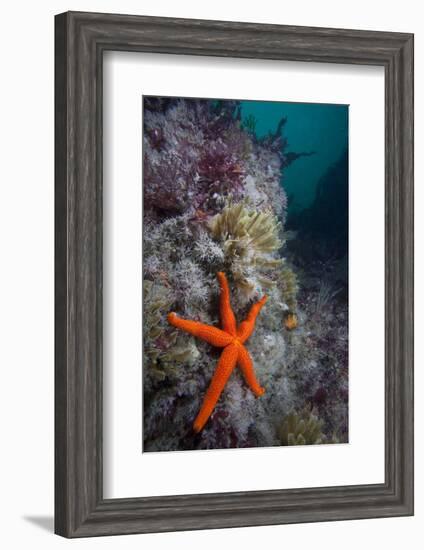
[167,313,233,347]
[237,295,268,343]
[217,272,237,336]
[237,345,265,397]
[193,343,239,432]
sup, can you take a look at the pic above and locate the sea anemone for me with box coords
[208,200,283,295]
[278,409,325,445]
[284,312,298,331]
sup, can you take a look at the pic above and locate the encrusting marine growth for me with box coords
[167,272,267,432]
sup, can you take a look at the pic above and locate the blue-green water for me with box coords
[240,101,348,216]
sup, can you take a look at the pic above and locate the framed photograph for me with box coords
[55,11,414,537]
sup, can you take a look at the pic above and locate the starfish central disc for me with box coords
[167,272,267,432]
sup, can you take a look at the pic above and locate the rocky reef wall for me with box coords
[143,97,348,451]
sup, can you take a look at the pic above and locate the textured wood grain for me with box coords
[54,11,414,538]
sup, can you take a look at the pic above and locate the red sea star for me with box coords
[167,272,267,432]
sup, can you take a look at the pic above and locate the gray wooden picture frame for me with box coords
[55,11,414,538]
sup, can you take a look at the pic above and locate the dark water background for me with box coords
[240,100,349,218]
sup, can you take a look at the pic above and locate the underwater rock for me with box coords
[287,149,348,262]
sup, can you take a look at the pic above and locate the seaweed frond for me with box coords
[277,266,299,312]
[242,114,257,135]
